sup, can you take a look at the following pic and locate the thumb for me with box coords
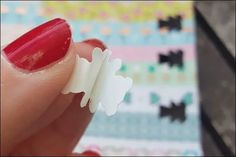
[1,18,76,152]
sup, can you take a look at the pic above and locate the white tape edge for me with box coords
[62,47,133,116]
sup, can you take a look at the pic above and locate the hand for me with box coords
[1,18,106,156]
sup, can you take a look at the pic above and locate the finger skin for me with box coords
[10,42,97,143]
[1,41,76,155]
[11,94,92,156]
[5,42,99,156]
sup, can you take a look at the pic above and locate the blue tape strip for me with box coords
[84,111,200,142]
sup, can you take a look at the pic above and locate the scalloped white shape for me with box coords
[62,48,133,116]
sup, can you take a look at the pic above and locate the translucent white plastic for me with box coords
[62,48,133,116]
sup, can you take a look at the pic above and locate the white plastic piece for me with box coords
[62,48,133,116]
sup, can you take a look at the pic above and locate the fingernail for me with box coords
[81,150,100,156]
[3,18,71,71]
[82,38,107,51]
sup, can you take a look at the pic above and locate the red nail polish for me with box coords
[83,38,107,51]
[3,18,71,71]
[81,150,100,156]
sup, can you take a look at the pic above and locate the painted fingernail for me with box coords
[3,18,71,71]
[83,38,107,51]
[81,150,100,156]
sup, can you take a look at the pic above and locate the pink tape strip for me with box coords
[110,45,196,62]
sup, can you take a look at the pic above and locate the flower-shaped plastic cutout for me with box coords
[62,48,133,116]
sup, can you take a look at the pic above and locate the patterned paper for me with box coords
[1,1,202,156]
